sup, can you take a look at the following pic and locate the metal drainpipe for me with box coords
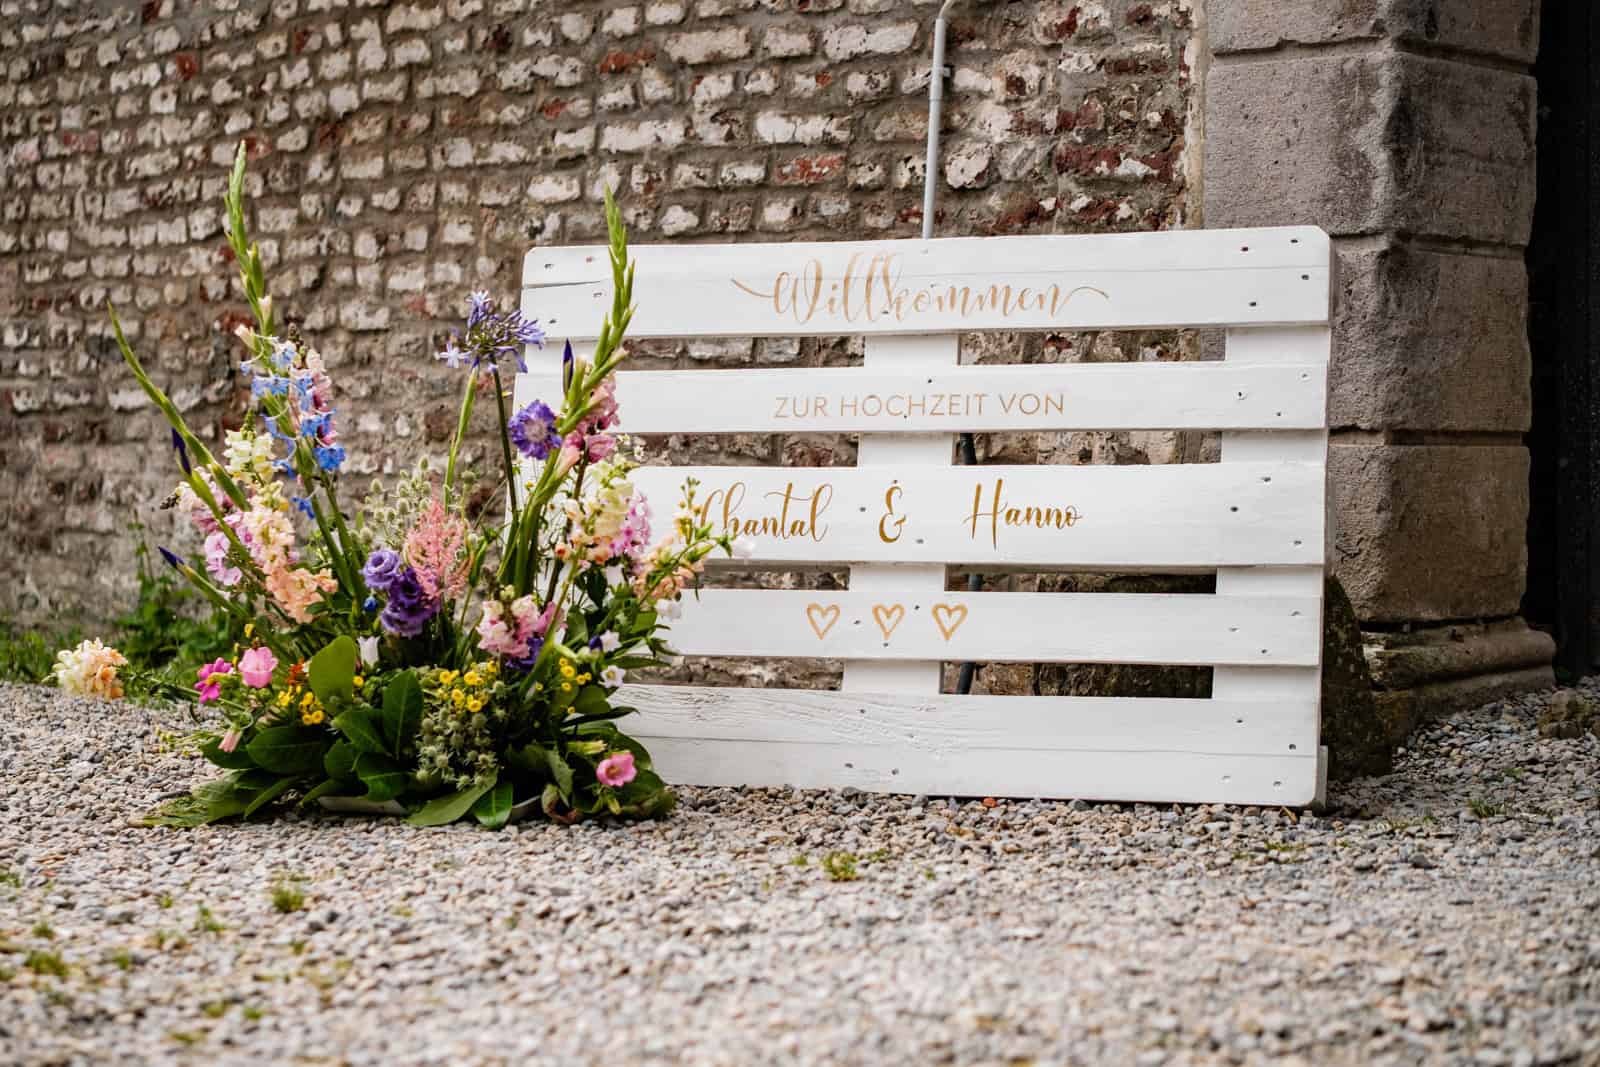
[921,0,984,697]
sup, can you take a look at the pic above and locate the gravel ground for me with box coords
[1,680,1598,1067]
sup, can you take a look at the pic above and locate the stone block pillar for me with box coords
[1203,0,1555,732]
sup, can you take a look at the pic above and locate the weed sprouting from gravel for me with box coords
[270,881,305,914]
[30,920,54,939]
[25,949,67,978]
[193,906,225,935]
[1469,797,1504,819]
[820,851,858,882]
[0,867,20,888]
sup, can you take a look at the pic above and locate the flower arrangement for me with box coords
[67,143,735,828]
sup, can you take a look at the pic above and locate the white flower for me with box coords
[358,635,380,668]
[603,564,625,586]
[599,630,621,652]
[731,536,756,559]
[655,598,681,620]
[601,665,625,687]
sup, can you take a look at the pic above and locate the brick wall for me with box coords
[0,0,1198,639]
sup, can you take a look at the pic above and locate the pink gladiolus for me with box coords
[585,433,616,461]
[195,658,233,704]
[219,729,241,753]
[596,751,636,788]
[239,646,278,689]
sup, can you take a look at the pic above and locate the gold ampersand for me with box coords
[878,483,905,544]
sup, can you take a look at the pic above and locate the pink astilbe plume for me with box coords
[404,497,469,601]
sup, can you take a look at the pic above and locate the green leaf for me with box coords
[355,753,410,803]
[505,741,551,780]
[572,685,610,718]
[613,768,676,819]
[324,740,358,781]
[307,635,358,705]
[299,779,344,806]
[380,671,423,755]
[546,749,574,803]
[574,723,654,771]
[406,779,495,827]
[333,708,389,757]
[244,726,328,776]
[471,780,514,830]
[242,776,297,818]
[200,736,258,771]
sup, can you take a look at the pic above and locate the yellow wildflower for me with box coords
[463,671,482,688]
[560,682,572,693]
[244,623,254,638]
[439,670,459,685]
[300,691,315,707]
[452,689,466,706]
[559,661,576,679]
[466,696,484,713]
[302,708,325,726]
[277,690,294,708]
[352,675,365,688]
[533,683,544,693]
[575,672,591,685]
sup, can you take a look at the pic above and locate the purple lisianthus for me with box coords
[362,548,404,593]
[379,566,438,638]
[508,400,562,460]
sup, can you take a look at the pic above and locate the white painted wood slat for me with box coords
[523,227,1331,338]
[628,461,1325,568]
[620,686,1319,804]
[1212,325,1331,806]
[666,590,1320,665]
[518,361,1329,434]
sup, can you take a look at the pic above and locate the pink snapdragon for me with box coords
[204,530,242,586]
[238,646,278,689]
[195,658,234,703]
[596,751,636,787]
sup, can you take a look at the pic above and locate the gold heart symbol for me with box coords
[806,603,841,640]
[871,603,906,641]
[932,603,969,641]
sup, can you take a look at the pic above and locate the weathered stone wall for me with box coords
[0,0,1199,637]
[1204,0,1555,726]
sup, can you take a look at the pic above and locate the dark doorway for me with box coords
[1526,2,1600,678]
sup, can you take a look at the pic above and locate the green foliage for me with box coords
[0,621,69,684]
[114,539,238,689]
[821,851,859,882]
[1469,797,1504,819]
[25,950,68,978]
[270,880,305,915]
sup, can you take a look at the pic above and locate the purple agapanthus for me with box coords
[433,293,546,374]
[508,399,562,460]
[362,548,404,593]
[378,566,438,638]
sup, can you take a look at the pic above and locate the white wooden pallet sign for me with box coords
[518,227,1333,806]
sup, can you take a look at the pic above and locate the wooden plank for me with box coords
[665,589,1321,666]
[518,361,1330,434]
[523,227,1332,338]
[621,686,1320,804]
[840,334,955,694]
[628,460,1326,568]
[1213,325,1329,806]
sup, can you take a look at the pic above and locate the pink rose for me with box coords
[596,751,636,788]
[238,646,278,689]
